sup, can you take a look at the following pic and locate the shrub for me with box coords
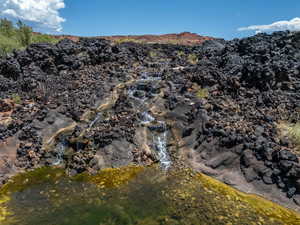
[0,19,58,57]
[0,18,14,37]
[114,38,141,44]
[187,53,199,64]
[288,123,300,147]
[196,88,209,99]
[277,122,300,152]
[16,20,32,47]
[0,34,21,57]
[149,50,158,58]
[11,93,21,104]
[176,51,185,57]
[31,34,59,44]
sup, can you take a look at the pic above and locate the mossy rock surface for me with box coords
[0,166,300,225]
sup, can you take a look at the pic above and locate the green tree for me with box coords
[0,18,14,37]
[16,20,32,46]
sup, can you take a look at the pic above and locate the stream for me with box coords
[51,70,172,169]
[127,71,171,169]
[52,138,68,166]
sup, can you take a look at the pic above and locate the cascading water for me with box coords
[89,113,101,128]
[52,139,68,166]
[153,124,171,169]
[140,111,155,124]
[128,71,172,169]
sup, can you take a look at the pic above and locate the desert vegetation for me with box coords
[0,18,58,57]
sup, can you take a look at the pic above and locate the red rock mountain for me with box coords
[50,32,214,45]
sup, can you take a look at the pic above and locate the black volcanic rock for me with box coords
[1,31,300,211]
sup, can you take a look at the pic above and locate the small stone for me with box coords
[275,176,286,189]
[254,126,264,136]
[279,160,294,172]
[69,169,78,176]
[24,142,33,148]
[293,195,300,206]
[278,150,298,162]
[288,165,300,178]
[262,171,274,185]
[262,147,275,161]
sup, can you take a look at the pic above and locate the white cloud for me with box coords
[0,0,66,32]
[238,17,300,34]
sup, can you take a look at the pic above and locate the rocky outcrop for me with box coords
[0,31,300,211]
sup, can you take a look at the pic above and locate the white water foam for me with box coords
[140,112,155,124]
[154,125,171,170]
[52,139,67,166]
[130,72,172,169]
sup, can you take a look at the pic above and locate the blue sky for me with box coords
[1,0,300,40]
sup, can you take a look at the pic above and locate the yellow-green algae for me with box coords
[76,165,145,188]
[0,166,300,225]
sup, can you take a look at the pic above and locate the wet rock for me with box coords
[133,90,145,99]
[148,124,166,133]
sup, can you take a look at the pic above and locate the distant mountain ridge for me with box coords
[44,32,214,45]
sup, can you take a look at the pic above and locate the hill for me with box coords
[50,32,214,45]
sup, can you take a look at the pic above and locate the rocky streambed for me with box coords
[1,31,300,222]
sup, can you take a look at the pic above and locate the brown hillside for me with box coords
[48,32,214,45]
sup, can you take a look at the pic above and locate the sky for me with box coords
[0,0,300,40]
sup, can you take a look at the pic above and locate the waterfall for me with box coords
[52,139,67,166]
[154,127,171,169]
[128,71,172,169]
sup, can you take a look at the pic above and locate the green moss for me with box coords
[193,171,300,225]
[74,165,145,188]
[0,167,65,195]
[1,166,300,225]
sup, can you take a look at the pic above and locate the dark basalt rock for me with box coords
[1,31,300,211]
